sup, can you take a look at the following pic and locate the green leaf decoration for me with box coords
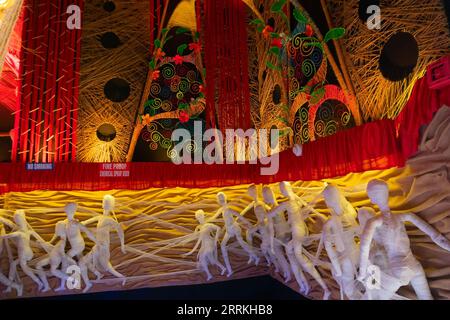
[324,27,345,43]
[310,87,326,104]
[149,59,156,70]
[256,25,264,33]
[194,32,200,41]
[250,18,264,25]
[271,32,280,38]
[266,61,281,71]
[269,47,280,56]
[154,39,161,48]
[176,27,190,34]
[145,99,155,107]
[293,8,308,23]
[271,0,287,13]
[178,102,189,110]
[177,44,187,55]
[304,40,323,51]
[162,28,169,35]
[277,116,289,126]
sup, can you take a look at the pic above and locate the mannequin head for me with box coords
[217,192,227,206]
[247,185,258,201]
[65,202,77,220]
[262,186,276,205]
[323,185,344,216]
[102,195,115,214]
[13,210,27,229]
[367,179,390,212]
[195,210,205,224]
[279,181,294,199]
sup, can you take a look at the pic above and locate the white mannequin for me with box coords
[79,195,126,293]
[261,186,292,282]
[242,185,285,276]
[0,215,22,295]
[267,182,331,299]
[184,210,226,280]
[2,210,48,291]
[322,185,362,300]
[61,202,97,259]
[358,179,450,300]
[35,221,79,292]
[208,192,258,277]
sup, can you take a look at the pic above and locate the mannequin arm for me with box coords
[0,217,15,229]
[79,224,97,244]
[240,202,255,216]
[402,213,450,251]
[267,203,287,219]
[184,236,201,257]
[232,210,253,228]
[82,216,100,226]
[358,217,381,280]
[208,208,223,222]
[1,231,19,239]
[113,222,126,252]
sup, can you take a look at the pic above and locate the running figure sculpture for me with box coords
[184,210,226,280]
[358,179,450,300]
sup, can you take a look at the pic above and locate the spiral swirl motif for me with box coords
[179,78,190,93]
[147,122,157,132]
[149,142,158,151]
[142,130,152,142]
[287,42,297,57]
[167,148,178,160]
[161,100,173,112]
[293,117,301,132]
[325,121,337,136]
[176,64,188,77]
[318,104,333,122]
[185,140,197,153]
[315,120,325,136]
[299,106,308,122]
[190,81,201,95]
[311,48,323,67]
[341,111,351,125]
[162,64,175,79]
[151,98,162,109]
[300,125,309,141]
[290,78,300,92]
[186,70,197,82]
[161,138,173,149]
[292,33,303,49]
[170,81,180,93]
[302,59,316,78]
[176,91,184,100]
[300,38,315,57]
[150,82,161,96]
[151,131,161,143]
[288,67,295,77]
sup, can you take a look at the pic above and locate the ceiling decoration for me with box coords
[77,0,151,162]
[324,0,450,120]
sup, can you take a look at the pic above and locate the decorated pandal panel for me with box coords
[1,106,450,300]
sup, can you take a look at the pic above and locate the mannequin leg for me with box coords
[20,259,43,290]
[410,272,433,300]
[221,233,233,277]
[35,257,51,292]
[235,233,259,265]
[274,244,291,282]
[286,247,309,294]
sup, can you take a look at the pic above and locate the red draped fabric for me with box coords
[0,119,402,194]
[203,0,251,130]
[12,0,83,163]
[395,76,450,159]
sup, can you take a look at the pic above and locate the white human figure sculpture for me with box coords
[35,221,79,292]
[184,210,226,280]
[261,186,292,282]
[208,192,258,277]
[79,195,126,293]
[358,179,450,300]
[322,185,362,300]
[267,182,331,299]
[0,214,22,295]
[61,202,97,260]
[242,185,288,279]
[2,210,48,291]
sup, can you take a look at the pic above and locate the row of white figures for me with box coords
[187,180,450,300]
[0,195,126,296]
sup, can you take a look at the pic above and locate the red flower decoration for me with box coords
[271,38,283,49]
[179,110,190,123]
[199,85,205,93]
[173,54,184,65]
[262,25,274,39]
[155,48,166,61]
[189,42,202,54]
[151,70,160,81]
[305,24,313,37]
